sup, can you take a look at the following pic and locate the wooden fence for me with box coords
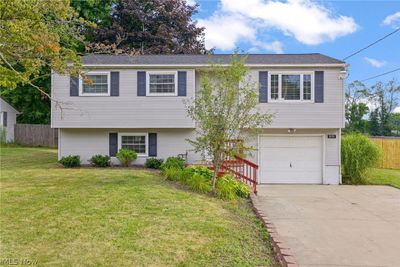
[15,124,58,148]
[371,137,400,169]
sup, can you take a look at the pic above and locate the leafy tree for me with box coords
[389,112,400,136]
[0,0,88,94]
[344,81,369,133]
[1,69,50,124]
[185,54,273,191]
[368,108,381,136]
[368,80,400,136]
[87,0,207,54]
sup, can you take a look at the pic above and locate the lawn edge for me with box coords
[250,192,299,267]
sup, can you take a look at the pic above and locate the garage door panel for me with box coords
[259,136,323,184]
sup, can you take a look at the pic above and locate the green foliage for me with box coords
[341,133,382,184]
[161,157,185,171]
[185,165,214,180]
[145,158,164,169]
[162,167,182,182]
[0,127,6,144]
[185,53,273,190]
[116,148,137,167]
[216,175,238,201]
[0,0,88,89]
[235,181,251,199]
[59,155,81,168]
[89,155,111,167]
[85,0,207,54]
[345,81,369,134]
[1,68,50,124]
[186,173,212,193]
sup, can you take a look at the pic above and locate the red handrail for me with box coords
[221,155,258,193]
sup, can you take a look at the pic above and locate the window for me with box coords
[282,75,300,100]
[269,73,313,102]
[119,133,148,156]
[147,72,177,96]
[271,74,279,100]
[303,74,311,100]
[80,72,110,96]
[2,112,7,127]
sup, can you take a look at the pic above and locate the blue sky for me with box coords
[191,0,400,88]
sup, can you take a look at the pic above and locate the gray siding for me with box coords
[249,67,344,128]
[0,98,18,142]
[52,69,195,128]
[59,128,201,164]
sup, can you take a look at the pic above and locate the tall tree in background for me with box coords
[0,0,88,123]
[344,81,369,133]
[368,80,400,136]
[87,0,207,54]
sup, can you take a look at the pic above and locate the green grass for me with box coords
[0,146,277,266]
[364,168,400,189]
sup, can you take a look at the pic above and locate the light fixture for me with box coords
[288,128,296,134]
[338,66,348,80]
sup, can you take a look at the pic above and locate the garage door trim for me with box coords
[257,134,325,184]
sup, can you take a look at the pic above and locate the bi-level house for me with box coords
[51,54,346,185]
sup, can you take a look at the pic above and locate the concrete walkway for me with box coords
[254,185,400,267]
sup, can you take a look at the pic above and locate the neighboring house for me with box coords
[51,54,346,185]
[0,97,19,142]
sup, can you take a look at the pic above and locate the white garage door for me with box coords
[259,136,323,184]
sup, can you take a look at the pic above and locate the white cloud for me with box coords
[220,0,358,45]
[364,57,387,68]
[197,14,256,51]
[198,0,357,52]
[186,0,197,6]
[383,11,400,28]
[394,106,400,113]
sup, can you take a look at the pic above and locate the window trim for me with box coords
[146,71,178,96]
[268,71,314,103]
[118,133,148,157]
[79,71,111,96]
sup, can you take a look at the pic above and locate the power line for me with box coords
[343,27,400,61]
[361,67,400,82]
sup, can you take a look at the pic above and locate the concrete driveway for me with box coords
[254,185,400,267]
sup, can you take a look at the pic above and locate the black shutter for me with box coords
[315,71,324,103]
[3,112,7,127]
[70,75,79,96]
[109,133,118,157]
[137,71,146,96]
[259,71,268,103]
[110,72,119,96]
[148,133,157,157]
[178,71,187,96]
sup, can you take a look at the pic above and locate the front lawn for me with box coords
[0,146,277,266]
[364,168,400,189]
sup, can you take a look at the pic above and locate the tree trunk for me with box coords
[212,163,220,192]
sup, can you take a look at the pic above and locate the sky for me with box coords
[190,0,400,92]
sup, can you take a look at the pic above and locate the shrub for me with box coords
[341,133,382,184]
[116,148,137,167]
[145,158,164,169]
[163,167,181,181]
[89,154,111,167]
[59,155,80,168]
[185,165,214,180]
[216,175,238,200]
[186,173,212,193]
[161,156,185,170]
[235,181,251,198]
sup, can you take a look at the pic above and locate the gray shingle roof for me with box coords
[82,53,345,65]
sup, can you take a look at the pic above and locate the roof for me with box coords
[0,97,20,114]
[82,53,345,66]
